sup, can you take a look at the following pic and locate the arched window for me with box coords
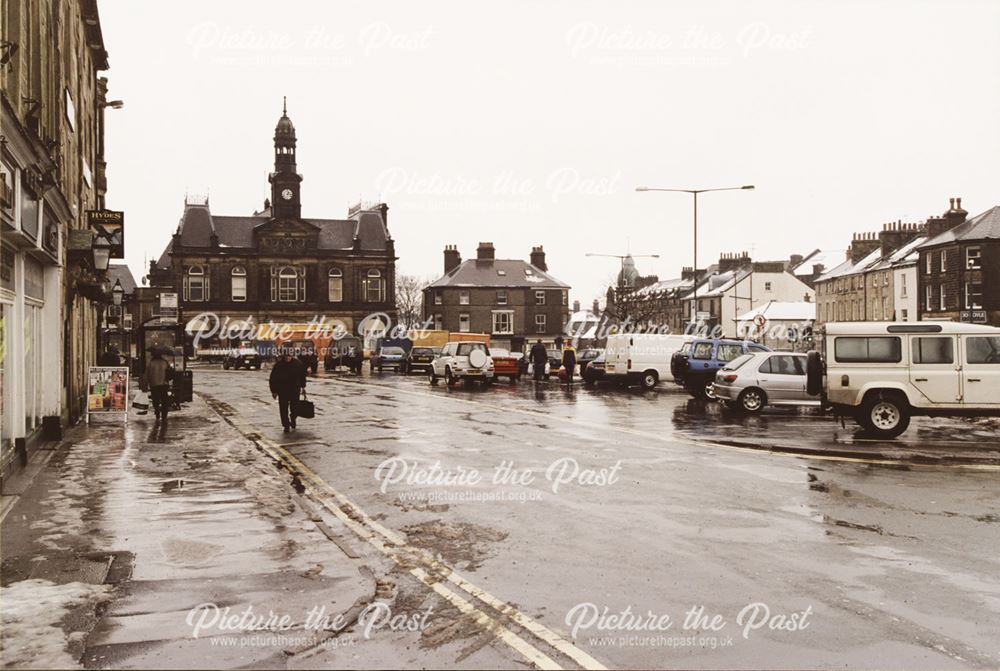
[278,266,298,302]
[184,265,207,302]
[328,267,343,303]
[363,268,384,303]
[231,266,247,302]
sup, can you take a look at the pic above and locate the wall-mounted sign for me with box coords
[160,292,178,324]
[87,209,124,259]
[961,310,987,324]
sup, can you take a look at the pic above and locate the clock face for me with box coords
[281,188,293,201]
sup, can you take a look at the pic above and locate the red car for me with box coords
[490,348,522,382]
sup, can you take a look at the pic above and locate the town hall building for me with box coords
[149,101,397,339]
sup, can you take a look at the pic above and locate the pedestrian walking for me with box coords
[146,349,171,424]
[561,342,577,385]
[530,339,548,382]
[269,349,307,432]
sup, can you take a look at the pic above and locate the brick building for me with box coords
[149,104,397,340]
[2,0,114,470]
[423,243,570,352]
[918,199,1000,326]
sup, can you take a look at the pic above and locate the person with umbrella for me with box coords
[145,346,172,424]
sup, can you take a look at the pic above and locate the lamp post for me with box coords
[635,185,754,331]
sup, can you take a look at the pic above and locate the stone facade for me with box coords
[149,107,397,341]
[1,0,112,470]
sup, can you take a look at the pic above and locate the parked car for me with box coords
[582,351,606,385]
[324,337,364,374]
[807,322,1000,439]
[603,334,693,390]
[576,348,603,377]
[222,342,262,370]
[490,348,522,382]
[372,346,407,373]
[286,339,318,374]
[672,338,771,400]
[401,346,437,374]
[713,351,821,412]
[429,341,495,386]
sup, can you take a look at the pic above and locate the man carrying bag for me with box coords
[269,348,307,432]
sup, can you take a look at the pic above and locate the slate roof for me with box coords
[815,248,883,283]
[632,277,693,297]
[107,263,138,294]
[427,259,569,289]
[154,203,391,269]
[920,205,1000,247]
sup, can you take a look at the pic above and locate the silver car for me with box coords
[713,351,821,413]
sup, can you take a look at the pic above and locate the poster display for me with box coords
[87,366,129,420]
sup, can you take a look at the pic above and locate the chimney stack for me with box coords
[443,245,462,274]
[593,299,600,314]
[927,196,968,239]
[530,245,547,271]
[849,231,881,263]
[718,251,752,274]
[476,241,495,261]
[878,220,920,257]
[572,300,580,312]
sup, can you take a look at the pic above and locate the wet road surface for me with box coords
[197,366,1000,669]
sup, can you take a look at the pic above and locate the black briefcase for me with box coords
[293,395,315,419]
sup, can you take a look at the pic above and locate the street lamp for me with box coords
[111,279,124,306]
[635,185,754,331]
[92,245,111,272]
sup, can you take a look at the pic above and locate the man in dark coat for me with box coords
[561,343,577,385]
[99,345,121,367]
[269,350,306,432]
[529,339,548,382]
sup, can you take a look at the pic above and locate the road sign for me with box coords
[753,314,767,328]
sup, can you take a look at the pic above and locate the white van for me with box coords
[603,333,693,389]
[807,322,1000,438]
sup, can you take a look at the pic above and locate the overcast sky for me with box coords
[102,0,1000,306]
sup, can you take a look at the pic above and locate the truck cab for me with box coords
[807,322,1000,438]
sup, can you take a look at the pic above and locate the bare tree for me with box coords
[395,273,429,329]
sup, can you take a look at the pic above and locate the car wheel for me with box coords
[640,371,658,390]
[859,392,910,439]
[445,368,457,387]
[429,368,439,385]
[702,379,718,400]
[738,387,766,413]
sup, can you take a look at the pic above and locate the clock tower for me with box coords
[269,97,302,220]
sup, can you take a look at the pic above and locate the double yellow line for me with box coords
[218,407,607,671]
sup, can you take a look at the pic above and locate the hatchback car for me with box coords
[372,346,407,372]
[401,346,436,374]
[429,341,495,386]
[713,351,821,412]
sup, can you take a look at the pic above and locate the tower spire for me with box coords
[283,95,287,115]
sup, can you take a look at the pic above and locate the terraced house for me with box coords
[424,243,570,352]
[149,104,397,339]
[918,199,1000,326]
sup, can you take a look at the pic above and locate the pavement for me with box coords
[0,395,379,670]
[2,366,999,670]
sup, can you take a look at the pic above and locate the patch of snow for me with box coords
[0,579,112,669]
